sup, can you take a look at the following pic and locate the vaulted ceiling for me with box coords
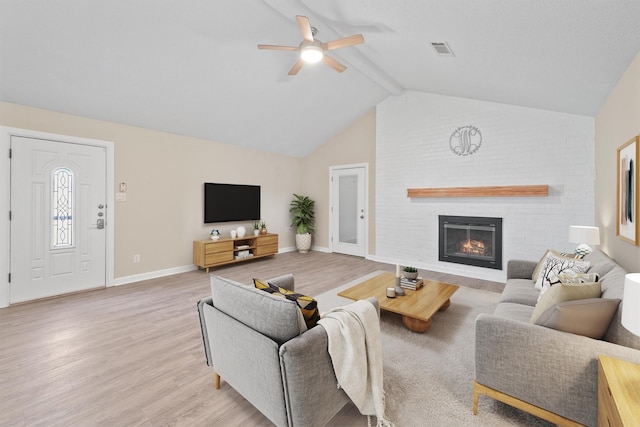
[1,0,639,157]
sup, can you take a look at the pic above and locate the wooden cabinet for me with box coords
[193,233,278,272]
[598,355,640,427]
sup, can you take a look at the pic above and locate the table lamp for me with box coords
[568,225,600,256]
[622,273,640,337]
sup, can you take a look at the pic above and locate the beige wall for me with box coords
[302,108,376,253]
[0,102,302,279]
[9,63,631,279]
[595,52,640,272]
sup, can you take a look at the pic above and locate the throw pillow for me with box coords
[254,279,320,328]
[532,250,586,282]
[557,271,599,284]
[530,281,601,324]
[532,250,552,281]
[534,298,620,339]
[534,251,591,291]
[531,250,585,282]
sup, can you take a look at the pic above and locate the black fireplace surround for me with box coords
[438,215,503,270]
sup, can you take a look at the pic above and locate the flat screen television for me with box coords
[204,183,261,223]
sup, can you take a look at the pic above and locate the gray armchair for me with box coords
[197,274,378,427]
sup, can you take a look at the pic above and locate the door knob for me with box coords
[97,219,105,229]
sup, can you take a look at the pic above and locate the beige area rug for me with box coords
[315,271,554,427]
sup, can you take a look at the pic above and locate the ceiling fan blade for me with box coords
[296,15,314,42]
[324,34,364,51]
[322,55,347,73]
[288,59,305,75]
[258,44,298,51]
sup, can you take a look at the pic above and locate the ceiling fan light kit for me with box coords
[300,43,324,63]
[258,15,364,75]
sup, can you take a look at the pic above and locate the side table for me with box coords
[598,355,640,426]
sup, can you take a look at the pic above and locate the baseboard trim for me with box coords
[112,264,197,287]
[113,247,299,286]
[366,255,505,283]
[278,246,297,253]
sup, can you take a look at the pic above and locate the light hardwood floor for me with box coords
[0,252,503,426]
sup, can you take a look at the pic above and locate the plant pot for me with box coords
[403,271,418,280]
[260,228,268,235]
[295,233,312,253]
[253,230,260,236]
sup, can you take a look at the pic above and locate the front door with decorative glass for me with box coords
[10,136,106,303]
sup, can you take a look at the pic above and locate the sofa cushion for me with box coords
[599,265,628,299]
[494,302,535,323]
[534,251,591,292]
[534,298,620,339]
[597,262,640,349]
[583,249,618,278]
[498,279,540,306]
[254,279,321,328]
[211,275,307,345]
[530,281,601,324]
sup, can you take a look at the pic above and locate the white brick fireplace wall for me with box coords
[375,91,595,282]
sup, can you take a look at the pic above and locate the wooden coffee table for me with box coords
[338,272,459,333]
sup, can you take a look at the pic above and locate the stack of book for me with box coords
[400,277,423,290]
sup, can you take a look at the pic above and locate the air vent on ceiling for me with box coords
[431,42,455,57]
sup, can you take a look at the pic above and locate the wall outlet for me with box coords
[133,254,140,263]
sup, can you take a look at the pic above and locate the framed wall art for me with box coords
[617,135,639,245]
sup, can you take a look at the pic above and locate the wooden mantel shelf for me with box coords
[407,185,548,198]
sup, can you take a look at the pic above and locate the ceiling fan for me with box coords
[258,15,364,75]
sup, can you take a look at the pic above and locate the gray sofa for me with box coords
[474,249,640,427]
[197,274,378,427]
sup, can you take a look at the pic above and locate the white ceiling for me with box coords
[1,0,639,157]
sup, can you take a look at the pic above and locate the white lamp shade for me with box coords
[622,273,640,337]
[568,225,600,245]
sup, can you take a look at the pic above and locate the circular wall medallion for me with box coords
[449,125,482,156]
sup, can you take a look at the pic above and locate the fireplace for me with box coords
[438,215,502,270]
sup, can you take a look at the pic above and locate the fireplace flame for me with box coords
[459,239,486,255]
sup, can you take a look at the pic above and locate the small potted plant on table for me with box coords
[402,266,419,280]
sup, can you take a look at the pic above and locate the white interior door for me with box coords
[10,136,107,303]
[330,165,367,257]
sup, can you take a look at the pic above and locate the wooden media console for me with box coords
[193,233,278,272]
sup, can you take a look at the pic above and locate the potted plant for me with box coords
[289,193,315,253]
[260,221,268,235]
[252,222,260,236]
[403,266,419,280]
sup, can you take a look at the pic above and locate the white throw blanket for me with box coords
[318,300,393,427]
